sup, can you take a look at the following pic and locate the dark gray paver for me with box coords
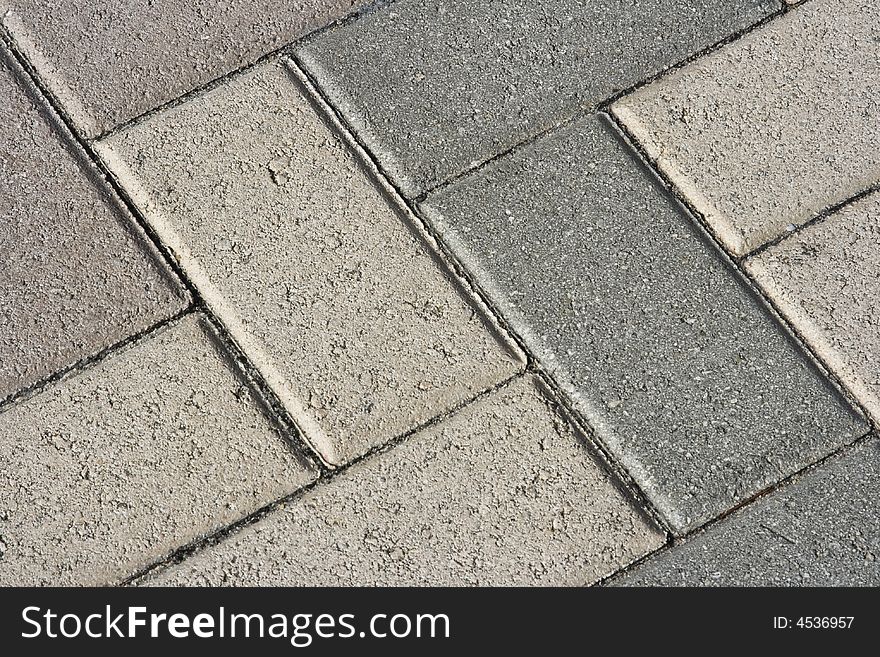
[0,314,317,586]
[145,376,664,586]
[297,0,780,197]
[612,0,880,255]
[0,46,187,402]
[3,0,369,137]
[616,439,880,586]
[420,114,867,533]
[97,62,524,467]
[747,191,880,425]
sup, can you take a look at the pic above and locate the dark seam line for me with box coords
[597,430,877,587]
[288,54,676,538]
[0,26,329,473]
[87,0,401,143]
[0,306,193,413]
[743,184,880,262]
[606,109,875,432]
[416,3,788,202]
[122,371,525,586]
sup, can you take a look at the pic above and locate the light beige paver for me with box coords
[612,0,880,256]
[145,376,665,586]
[747,192,880,424]
[96,62,524,467]
[0,314,317,586]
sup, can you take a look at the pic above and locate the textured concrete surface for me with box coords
[612,0,880,256]
[97,62,523,467]
[2,0,368,137]
[298,0,779,197]
[145,376,664,586]
[747,192,880,424]
[0,314,317,586]
[0,47,186,402]
[421,114,867,533]
[616,439,880,586]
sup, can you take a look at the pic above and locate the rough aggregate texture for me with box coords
[0,314,317,586]
[297,0,779,196]
[97,62,524,467]
[2,0,368,137]
[616,439,880,586]
[747,192,880,424]
[612,0,880,255]
[420,114,867,533]
[146,376,665,586]
[0,47,186,402]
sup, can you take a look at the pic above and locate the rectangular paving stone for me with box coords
[612,0,880,256]
[747,192,880,425]
[297,0,780,197]
[96,62,524,467]
[0,46,187,402]
[145,376,664,586]
[420,114,867,533]
[0,314,317,586]
[2,0,369,137]
[615,438,880,586]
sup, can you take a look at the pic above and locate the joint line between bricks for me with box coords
[288,54,677,538]
[597,429,878,586]
[0,26,331,472]
[122,370,527,586]
[605,109,876,434]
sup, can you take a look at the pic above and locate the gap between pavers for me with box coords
[95,60,525,468]
[419,112,868,534]
[611,0,880,256]
[0,313,317,586]
[141,375,665,587]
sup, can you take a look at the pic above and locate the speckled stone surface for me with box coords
[96,62,524,467]
[2,0,369,136]
[612,0,880,256]
[615,439,880,586]
[747,192,880,424]
[297,0,779,197]
[144,376,664,586]
[0,46,187,402]
[420,113,867,533]
[0,314,317,586]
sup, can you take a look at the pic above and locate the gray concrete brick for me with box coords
[420,114,867,533]
[0,47,186,402]
[297,0,779,197]
[0,314,317,586]
[615,439,880,586]
[145,376,664,586]
[96,62,524,467]
[747,192,880,425]
[2,0,369,137]
[612,0,880,256]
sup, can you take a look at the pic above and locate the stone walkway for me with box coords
[0,0,877,586]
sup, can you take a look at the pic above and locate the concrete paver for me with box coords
[421,114,867,533]
[0,314,317,586]
[297,0,779,197]
[2,0,368,137]
[97,62,524,467]
[747,192,880,424]
[0,47,186,402]
[615,439,880,586]
[612,0,880,256]
[145,376,664,586]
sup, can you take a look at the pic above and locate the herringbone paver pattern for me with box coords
[0,0,877,586]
